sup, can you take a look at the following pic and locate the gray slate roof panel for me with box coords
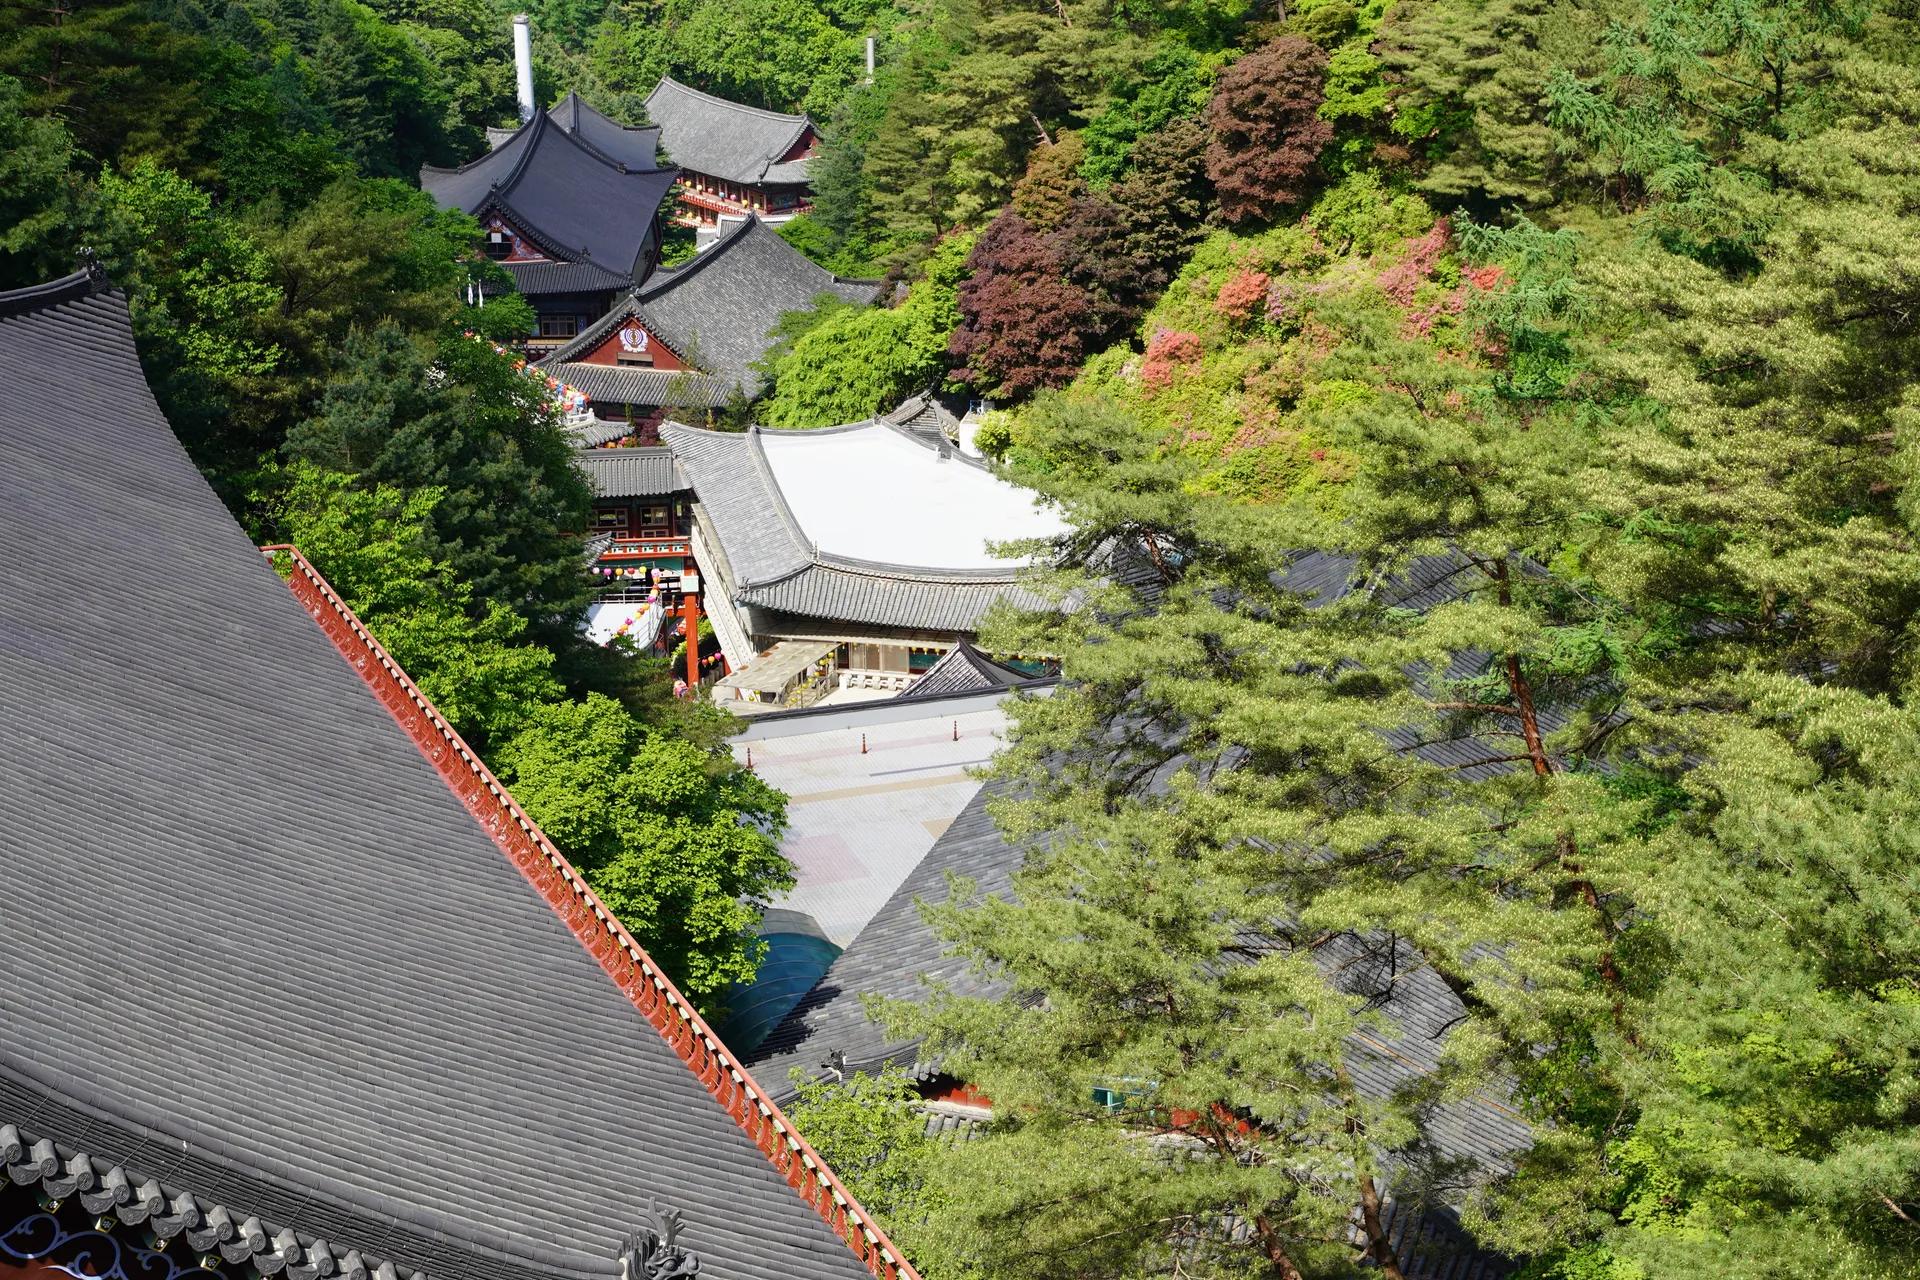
[644,78,814,186]
[0,274,872,1280]
[661,422,815,584]
[490,97,662,172]
[551,361,731,409]
[576,446,686,498]
[500,259,630,297]
[421,112,676,280]
[895,642,1030,699]
[549,93,662,171]
[738,565,1045,633]
[637,219,879,395]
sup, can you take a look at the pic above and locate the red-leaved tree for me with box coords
[1204,35,1333,223]
[949,213,1091,400]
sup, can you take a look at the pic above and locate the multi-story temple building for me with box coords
[0,268,917,1280]
[645,78,817,235]
[421,98,677,352]
[535,216,880,439]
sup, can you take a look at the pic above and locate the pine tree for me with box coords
[285,322,597,634]
[0,0,210,168]
[889,229,1640,1269]
[1375,0,1579,210]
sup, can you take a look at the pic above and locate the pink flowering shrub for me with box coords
[1376,219,1451,305]
[1214,267,1271,322]
[1140,329,1205,392]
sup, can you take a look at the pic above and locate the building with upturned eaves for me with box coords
[421,104,677,351]
[535,217,879,440]
[0,268,917,1280]
[644,78,818,235]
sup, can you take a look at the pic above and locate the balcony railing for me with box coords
[598,535,689,559]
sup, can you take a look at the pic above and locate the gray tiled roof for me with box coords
[878,393,958,449]
[421,111,677,281]
[548,360,731,409]
[635,218,880,395]
[0,273,873,1280]
[645,78,814,186]
[740,563,1047,632]
[549,92,662,170]
[896,642,1031,699]
[662,422,1045,632]
[571,417,635,447]
[500,258,630,297]
[490,95,662,172]
[575,446,685,498]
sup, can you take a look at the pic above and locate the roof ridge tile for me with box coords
[263,546,920,1280]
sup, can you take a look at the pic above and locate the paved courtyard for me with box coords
[731,706,1011,946]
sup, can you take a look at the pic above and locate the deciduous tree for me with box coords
[949,211,1091,399]
[492,692,793,1006]
[1204,34,1333,222]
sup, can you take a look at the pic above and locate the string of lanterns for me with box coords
[463,330,591,414]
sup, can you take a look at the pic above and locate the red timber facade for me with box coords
[263,545,918,1280]
[575,314,690,371]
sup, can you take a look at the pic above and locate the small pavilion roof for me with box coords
[0,270,898,1280]
[421,110,677,281]
[895,642,1031,700]
[645,77,815,186]
[574,445,686,498]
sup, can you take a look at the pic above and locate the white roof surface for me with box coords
[756,424,1069,569]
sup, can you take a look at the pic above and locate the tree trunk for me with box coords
[1333,1065,1408,1280]
[1489,561,1635,1039]
[1356,1172,1408,1280]
[1250,1213,1308,1280]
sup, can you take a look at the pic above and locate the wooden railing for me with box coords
[601,535,690,559]
[260,544,922,1280]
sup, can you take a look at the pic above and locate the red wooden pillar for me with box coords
[684,589,701,690]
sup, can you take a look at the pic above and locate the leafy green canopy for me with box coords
[757,230,977,425]
[278,464,793,1008]
[861,5,1920,1279]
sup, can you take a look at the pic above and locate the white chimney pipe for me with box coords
[864,36,875,83]
[513,15,536,123]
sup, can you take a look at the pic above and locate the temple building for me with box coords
[420,103,678,351]
[536,216,880,439]
[0,269,916,1280]
[645,78,817,235]
[660,418,1068,707]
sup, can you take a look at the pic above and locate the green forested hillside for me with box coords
[4,0,1920,1275]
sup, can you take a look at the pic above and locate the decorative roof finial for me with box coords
[618,1200,699,1280]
